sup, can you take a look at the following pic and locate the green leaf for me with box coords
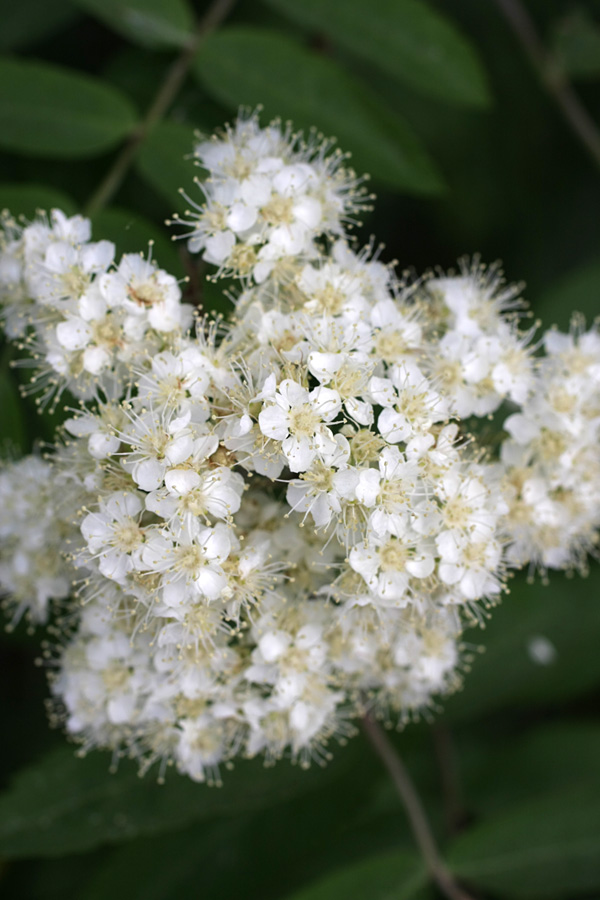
[0,0,80,50]
[136,121,198,212]
[0,353,27,456]
[71,0,193,48]
[553,10,600,81]
[0,59,137,159]
[91,208,184,279]
[448,781,600,897]
[103,47,166,112]
[0,184,75,220]
[464,722,600,815]
[442,566,600,722]
[262,0,490,108]
[537,258,600,329]
[194,27,444,194]
[0,739,364,858]
[283,851,425,900]
[79,786,423,900]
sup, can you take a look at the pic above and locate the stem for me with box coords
[493,0,600,170]
[85,0,237,215]
[362,714,474,900]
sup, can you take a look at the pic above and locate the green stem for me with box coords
[85,0,237,216]
[493,0,600,170]
[362,714,474,900]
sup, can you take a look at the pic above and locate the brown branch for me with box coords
[493,0,600,169]
[362,714,474,900]
[85,0,237,215]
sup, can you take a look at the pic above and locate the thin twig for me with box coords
[85,0,237,215]
[362,714,474,900]
[493,0,600,169]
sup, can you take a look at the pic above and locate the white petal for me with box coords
[282,435,315,472]
[195,566,226,600]
[56,317,91,351]
[133,459,165,491]
[258,404,289,441]
[165,468,201,495]
[378,408,411,443]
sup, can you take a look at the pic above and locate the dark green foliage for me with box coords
[194,27,445,193]
[262,0,491,108]
[0,59,137,158]
[70,0,194,49]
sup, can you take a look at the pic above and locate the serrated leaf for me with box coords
[136,121,198,213]
[553,10,600,81]
[0,184,75,220]
[0,59,137,159]
[72,0,193,48]
[537,258,600,329]
[194,27,444,194]
[0,0,80,51]
[262,0,490,108]
[0,739,363,858]
[443,566,600,722]
[91,207,184,280]
[284,851,425,900]
[448,781,600,897]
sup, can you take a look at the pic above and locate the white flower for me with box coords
[349,531,435,606]
[258,377,341,472]
[141,519,231,605]
[436,531,502,600]
[81,491,145,583]
[100,253,187,333]
[370,362,446,444]
[286,434,358,527]
[355,446,420,537]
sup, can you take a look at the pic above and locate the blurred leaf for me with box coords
[0,739,364,858]
[537,257,600,329]
[262,0,490,108]
[553,9,600,80]
[0,184,75,219]
[0,352,27,456]
[0,0,80,50]
[0,59,137,159]
[464,722,600,815]
[283,851,425,900]
[23,850,108,900]
[448,781,600,897]
[103,47,166,112]
[194,27,445,194]
[71,0,193,48]
[79,819,241,900]
[79,768,411,900]
[443,566,600,722]
[136,121,197,212]
[91,207,184,279]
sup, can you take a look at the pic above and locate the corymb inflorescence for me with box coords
[0,113,598,783]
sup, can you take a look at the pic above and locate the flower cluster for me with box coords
[178,114,369,283]
[0,208,192,403]
[0,112,597,782]
[501,322,600,571]
[0,456,74,626]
